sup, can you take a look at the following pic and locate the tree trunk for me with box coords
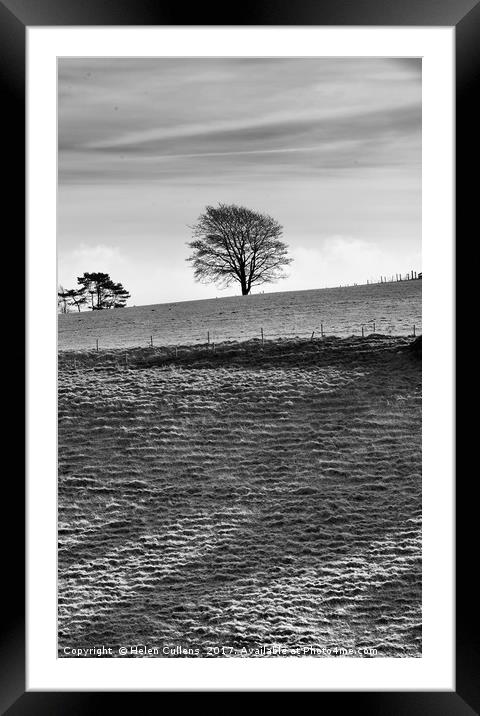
[239,265,250,295]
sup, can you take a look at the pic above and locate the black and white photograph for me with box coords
[57,57,422,659]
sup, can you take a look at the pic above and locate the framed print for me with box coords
[1,0,471,710]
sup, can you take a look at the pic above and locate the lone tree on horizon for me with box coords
[186,203,292,295]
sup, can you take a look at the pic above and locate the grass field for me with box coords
[58,280,422,351]
[58,335,421,657]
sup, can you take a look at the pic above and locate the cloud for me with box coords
[79,102,419,155]
[59,244,128,287]
[69,244,127,263]
[58,58,421,185]
[283,238,421,291]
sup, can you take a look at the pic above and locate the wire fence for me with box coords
[61,320,420,353]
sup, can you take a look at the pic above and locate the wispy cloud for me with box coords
[59,58,421,185]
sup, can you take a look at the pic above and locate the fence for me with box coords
[75,320,419,353]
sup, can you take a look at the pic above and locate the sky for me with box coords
[58,58,421,306]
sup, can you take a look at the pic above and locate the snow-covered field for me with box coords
[58,280,422,351]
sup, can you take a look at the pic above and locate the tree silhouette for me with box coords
[76,272,130,310]
[58,285,68,314]
[67,289,88,312]
[186,203,292,295]
[77,272,111,310]
[58,273,130,312]
[104,281,131,308]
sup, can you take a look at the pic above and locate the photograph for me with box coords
[57,57,422,659]
[0,0,469,703]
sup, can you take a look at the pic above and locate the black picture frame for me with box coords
[2,0,468,711]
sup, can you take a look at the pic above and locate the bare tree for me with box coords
[58,285,68,314]
[58,287,88,313]
[186,203,292,295]
[68,289,88,312]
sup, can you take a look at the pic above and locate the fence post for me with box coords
[320,322,324,338]
[413,325,416,337]
[207,330,210,345]
[96,339,99,351]
[261,327,264,346]
[310,331,315,342]
[361,325,364,338]
[175,346,178,358]
[150,335,153,347]
[373,321,376,333]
